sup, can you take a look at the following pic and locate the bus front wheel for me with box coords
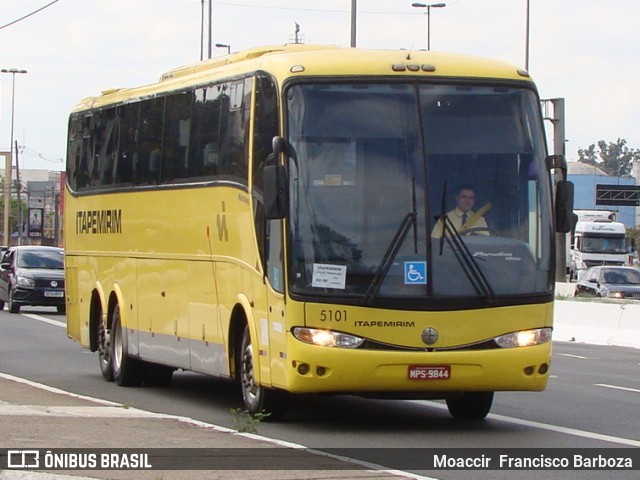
[446,391,494,420]
[239,325,287,420]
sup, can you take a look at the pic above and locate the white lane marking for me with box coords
[23,313,66,328]
[596,383,640,394]
[0,372,125,407]
[0,404,168,417]
[415,400,640,447]
[558,353,590,359]
[488,412,640,447]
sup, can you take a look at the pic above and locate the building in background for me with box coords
[567,162,638,228]
[0,168,62,247]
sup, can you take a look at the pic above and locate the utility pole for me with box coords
[350,0,357,47]
[207,0,212,59]
[542,98,568,281]
[525,0,530,70]
[15,140,22,245]
[200,0,213,60]
[1,68,28,247]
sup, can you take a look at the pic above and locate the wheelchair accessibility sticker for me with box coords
[404,261,427,285]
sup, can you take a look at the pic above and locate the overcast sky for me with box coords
[1,0,638,171]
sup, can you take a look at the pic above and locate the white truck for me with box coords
[568,210,628,281]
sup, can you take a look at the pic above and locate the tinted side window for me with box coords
[252,75,278,192]
[136,97,164,185]
[219,79,251,183]
[162,93,192,183]
[189,85,223,179]
[116,103,138,186]
[99,108,120,186]
[68,77,255,190]
[76,113,94,191]
[66,115,83,191]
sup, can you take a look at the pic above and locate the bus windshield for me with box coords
[286,82,553,303]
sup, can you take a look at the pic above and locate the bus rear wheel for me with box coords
[446,391,494,420]
[111,304,143,387]
[239,325,287,420]
[97,313,113,381]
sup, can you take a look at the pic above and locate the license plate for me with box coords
[408,365,451,380]
[44,291,64,298]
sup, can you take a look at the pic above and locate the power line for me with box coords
[19,146,63,164]
[0,0,62,31]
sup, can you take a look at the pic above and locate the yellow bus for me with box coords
[65,44,573,420]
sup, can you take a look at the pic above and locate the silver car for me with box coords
[574,266,640,299]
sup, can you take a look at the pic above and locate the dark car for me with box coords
[0,246,65,313]
[574,266,640,299]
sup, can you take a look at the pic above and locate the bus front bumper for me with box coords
[275,339,551,395]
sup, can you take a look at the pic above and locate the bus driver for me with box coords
[431,185,490,238]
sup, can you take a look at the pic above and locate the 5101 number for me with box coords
[319,309,348,322]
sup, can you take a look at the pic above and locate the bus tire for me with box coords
[239,324,287,420]
[446,391,493,420]
[97,312,113,381]
[111,304,143,387]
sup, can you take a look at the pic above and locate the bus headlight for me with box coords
[293,327,364,348]
[606,291,623,299]
[494,328,552,348]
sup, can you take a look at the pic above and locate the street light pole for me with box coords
[200,0,204,61]
[199,0,213,60]
[350,0,357,47]
[215,43,231,54]
[525,0,530,70]
[207,0,212,59]
[1,68,27,247]
[411,3,446,51]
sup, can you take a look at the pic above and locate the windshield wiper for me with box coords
[364,211,416,304]
[436,182,496,304]
[364,179,419,304]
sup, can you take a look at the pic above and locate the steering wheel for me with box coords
[462,226,493,236]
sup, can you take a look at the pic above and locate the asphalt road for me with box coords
[1,306,639,480]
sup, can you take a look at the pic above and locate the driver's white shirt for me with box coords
[431,207,488,238]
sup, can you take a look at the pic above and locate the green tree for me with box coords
[576,138,640,177]
[628,227,640,256]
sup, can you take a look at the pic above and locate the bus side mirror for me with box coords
[272,136,286,157]
[555,179,574,233]
[547,154,574,233]
[264,163,288,219]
